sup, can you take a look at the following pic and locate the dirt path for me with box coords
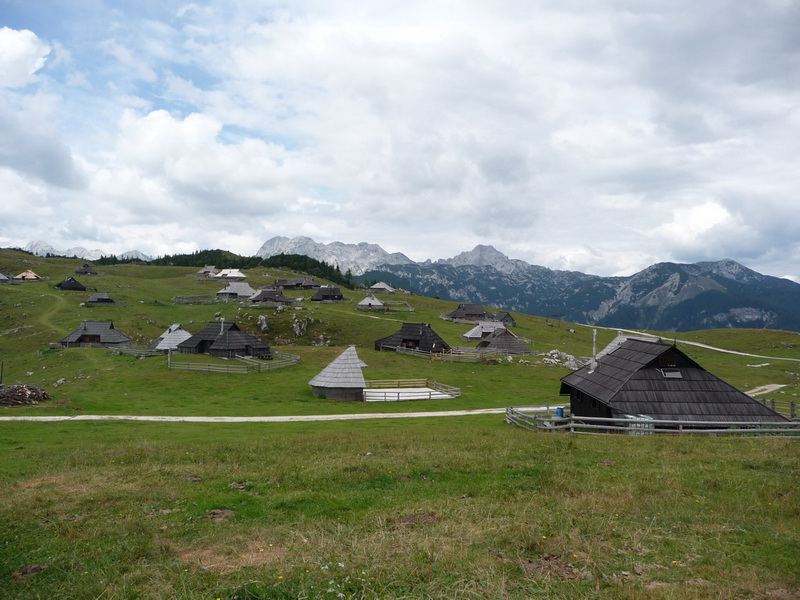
[0,406,565,423]
[37,292,69,336]
[596,326,800,363]
[745,384,788,396]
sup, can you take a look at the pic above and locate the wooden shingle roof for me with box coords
[308,346,367,389]
[374,323,451,353]
[560,338,787,422]
[476,328,531,354]
[59,321,131,345]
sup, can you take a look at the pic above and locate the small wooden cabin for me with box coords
[56,276,86,291]
[375,323,451,353]
[308,345,367,401]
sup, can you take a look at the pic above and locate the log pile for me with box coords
[0,384,50,406]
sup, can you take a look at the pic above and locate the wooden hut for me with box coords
[367,281,396,294]
[476,328,531,355]
[216,282,256,301]
[461,321,505,341]
[86,292,115,305]
[494,311,516,327]
[446,303,495,322]
[59,321,131,348]
[55,276,86,291]
[177,321,271,359]
[310,286,344,302]
[149,324,192,352]
[75,264,97,275]
[357,294,385,310]
[275,277,320,290]
[374,323,451,353]
[559,338,787,423]
[308,346,368,401]
[14,270,41,281]
[250,289,294,305]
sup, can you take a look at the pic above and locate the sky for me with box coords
[1,1,799,280]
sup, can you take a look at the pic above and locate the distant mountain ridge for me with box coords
[255,236,800,331]
[24,240,152,262]
[21,235,800,331]
[255,236,415,275]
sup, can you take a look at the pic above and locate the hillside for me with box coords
[2,249,800,600]
[1,248,799,417]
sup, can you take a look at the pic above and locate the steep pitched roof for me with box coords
[560,338,787,422]
[374,323,451,353]
[462,321,505,341]
[367,282,396,293]
[60,321,131,345]
[14,270,41,280]
[476,328,531,354]
[214,268,246,279]
[56,276,86,291]
[446,303,495,321]
[250,289,293,303]
[310,287,343,301]
[86,292,114,303]
[308,346,367,389]
[151,323,193,351]
[176,321,270,354]
[217,282,256,297]
[357,294,385,308]
[75,264,97,275]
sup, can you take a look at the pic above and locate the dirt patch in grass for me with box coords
[396,513,438,528]
[176,539,287,574]
[514,553,592,581]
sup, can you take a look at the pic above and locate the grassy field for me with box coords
[1,249,799,598]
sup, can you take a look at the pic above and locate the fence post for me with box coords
[791,400,796,420]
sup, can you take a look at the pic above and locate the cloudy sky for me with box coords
[1,1,799,279]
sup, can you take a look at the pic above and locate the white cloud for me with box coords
[0,28,50,88]
[0,3,798,282]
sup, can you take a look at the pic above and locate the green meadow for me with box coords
[1,248,799,598]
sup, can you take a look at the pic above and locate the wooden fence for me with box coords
[108,346,162,358]
[505,407,800,438]
[756,397,798,420]
[365,378,461,398]
[167,350,300,374]
[392,347,483,363]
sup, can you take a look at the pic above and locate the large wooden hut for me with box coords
[374,323,451,353]
[59,321,131,348]
[177,321,271,359]
[559,337,787,423]
[308,346,368,401]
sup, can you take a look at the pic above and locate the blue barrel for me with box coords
[556,407,565,418]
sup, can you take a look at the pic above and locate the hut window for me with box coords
[660,368,682,379]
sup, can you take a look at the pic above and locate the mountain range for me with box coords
[23,241,152,262]
[255,237,800,332]
[22,236,800,332]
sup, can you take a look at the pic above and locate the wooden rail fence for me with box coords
[505,406,800,437]
[167,350,300,374]
[756,397,798,420]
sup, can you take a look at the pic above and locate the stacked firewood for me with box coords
[0,384,50,406]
